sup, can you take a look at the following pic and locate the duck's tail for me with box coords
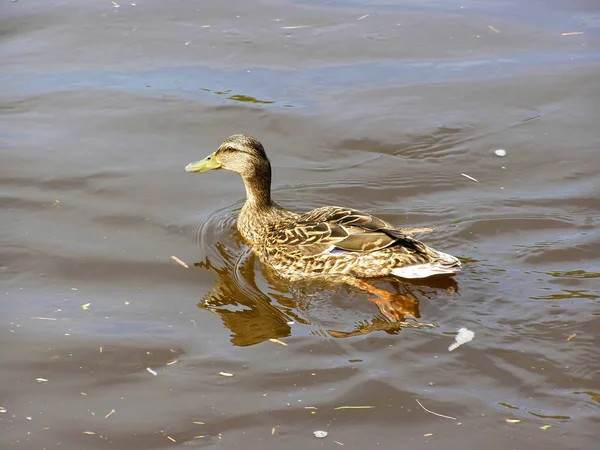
[391,250,461,279]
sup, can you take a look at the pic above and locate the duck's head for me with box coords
[185,134,270,178]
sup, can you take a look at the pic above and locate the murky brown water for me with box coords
[2,0,599,448]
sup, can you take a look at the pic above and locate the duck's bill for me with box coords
[185,152,222,173]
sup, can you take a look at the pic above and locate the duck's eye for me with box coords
[206,155,211,160]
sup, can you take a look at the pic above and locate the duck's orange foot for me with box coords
[367,295,418,322]
[342,278,420,322]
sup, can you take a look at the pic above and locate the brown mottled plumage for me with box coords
[185,134,461,320]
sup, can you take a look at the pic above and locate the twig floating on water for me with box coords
[358,15,369,20]
[567,333,576,341]
[269,338,288,346]
[561,31,584,36]
[461,173,479,183]
[415,399,457,420]
[104,409,115,419]
[170,255,189,268]
[488,25,500,33]
[281,25,313,29]
[334,405,375,410]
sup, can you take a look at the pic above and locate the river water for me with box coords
[1,0,599,448]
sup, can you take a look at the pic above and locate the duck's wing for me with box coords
[298,206,393,231]
[301,206,435,235]
[268,206,430,257]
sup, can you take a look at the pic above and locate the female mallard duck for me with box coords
[186,134,461,321]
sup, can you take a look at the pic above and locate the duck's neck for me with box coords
[241,163,273,211]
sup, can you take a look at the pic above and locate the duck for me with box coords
[185,134,461,321]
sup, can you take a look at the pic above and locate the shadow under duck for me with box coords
[186,134,461,321]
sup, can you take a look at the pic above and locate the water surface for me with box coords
[1,0,599,448]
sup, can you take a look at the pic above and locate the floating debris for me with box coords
[104,409,115,419]
[166,360,178,365]
[0,407,6,414]
[83,431,96,435]
[313,430,328,438]
[167,436,176,442]
[219,372,234,377]
[334,405,374,410]
[81,303,91,311]
[146,367,158,376]
[488,25,500,33]
[193,421,204,425]
[36,378,48,383]
[567,333,577,341]
[540,425,551,430]
[170,255,189,268]
[281,25,313,29]
[31,317,57,320]
[358,14,369,20]
[561,31,584,36]
[111,1,120,8]
[461,173,479,183]
[505,419,521,423]
[494,149,507,157]
[415,399,457,420]
[448,328,475,351]
[269,338,287,346]
[333,441,344,446]
[424,433,433,436]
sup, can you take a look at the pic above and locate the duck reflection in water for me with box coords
[194,241,459,346]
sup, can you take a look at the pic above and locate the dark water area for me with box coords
[1,0,599,448]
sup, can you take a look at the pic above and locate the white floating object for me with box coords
[146,367,158,376]
[313,430,328,438]
[448,328,475,351]
[461,173,479,183]
[494,149,506,157]
[219,372,234,377]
